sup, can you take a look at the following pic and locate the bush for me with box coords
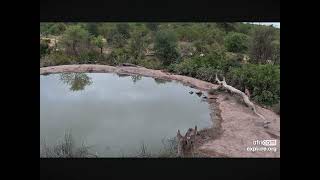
[137,58,163,70]
[227,64,280,106]
[224,32,249,53]
[146,23,159,32]
[128,31,147,61]
[196,67,222,82]
[154,30,180,66]
[116,23,131,39]
[249,26,276,64]
[170,48,234,78]
[40,52,74,67]
[40,23,66,36]
[107,48,131,65]
[40,39,51,58]
[77,51,105,64]
[107,29,127,48]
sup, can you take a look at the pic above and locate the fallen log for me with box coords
[214,74,265,120]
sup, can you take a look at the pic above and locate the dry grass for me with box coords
[40,131,97,158]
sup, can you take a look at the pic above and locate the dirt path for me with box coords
[40,64,280,158]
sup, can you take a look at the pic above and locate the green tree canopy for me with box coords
[91,35,105,54]
[61,25,90,56]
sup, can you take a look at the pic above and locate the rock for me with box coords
[195,91,203,96]
[261,121,271,128]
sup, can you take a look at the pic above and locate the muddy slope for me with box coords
[40,64,280,158]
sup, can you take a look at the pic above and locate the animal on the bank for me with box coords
[244,87,251,98]
[177,126,197,157]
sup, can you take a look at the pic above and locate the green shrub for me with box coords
[196,67,222,82]
[146,23,159,32]
[40,39,51,58]
[137,58,163,70]
[227,64,280,106]
[40,23,66,36]
[224,32,249,53]
[107,29,127,48]
[154,30,180,66]
[107,48,131,65]
[170,48,234,78]
[77,51,105,64]
[40,52,74,67]
[116,23,131,39]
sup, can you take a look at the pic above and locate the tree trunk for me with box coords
[214,74,265,120]
[72,42,78,56]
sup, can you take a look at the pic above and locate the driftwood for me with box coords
[177,126,197,157]
[214,74,265,120]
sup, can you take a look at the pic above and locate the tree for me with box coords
[272,40,280,65]
[40,23,66,36]
[129,32,146,60]
[216,23,236,33]
[107,29,126,48]
[116,23,131,39]
[61,25,90,56]
[91,35,105,54]
[86,23,99,36]
[146,23,159,32]
[154,31,180,65]
[249,26,276,64]
[224,32,249,53]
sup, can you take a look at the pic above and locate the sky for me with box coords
[250,22,280,28]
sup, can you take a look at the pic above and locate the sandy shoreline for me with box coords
[40,64,280,158]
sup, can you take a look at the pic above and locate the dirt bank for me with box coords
[40,64,280,158]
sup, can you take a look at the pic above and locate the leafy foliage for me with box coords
[224,32,249,53]
[154,30,180,65]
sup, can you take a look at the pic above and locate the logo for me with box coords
[261,140,277,146]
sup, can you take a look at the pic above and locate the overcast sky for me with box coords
[250,22,280,28]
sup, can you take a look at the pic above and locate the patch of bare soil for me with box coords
[40,64,280,158]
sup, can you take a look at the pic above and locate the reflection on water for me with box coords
[154,78,172,85]
[59,73,92,91]
[41,73,212,157]
[131,75,142,84]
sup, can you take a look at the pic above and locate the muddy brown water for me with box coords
[40,73,213,157]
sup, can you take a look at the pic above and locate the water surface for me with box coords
[40,73,212,157]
